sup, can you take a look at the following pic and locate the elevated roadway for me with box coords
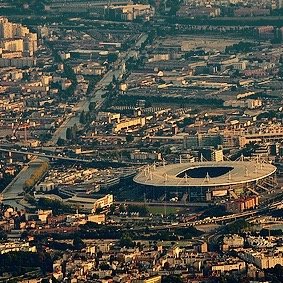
[0,147,92,163]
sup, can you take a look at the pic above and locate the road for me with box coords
[0,147,145,168]
[116,201,210,207]
[0,148,92,163]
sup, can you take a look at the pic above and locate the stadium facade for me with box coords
[133,160,277,202]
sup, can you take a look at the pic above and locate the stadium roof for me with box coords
[134,161,276,188]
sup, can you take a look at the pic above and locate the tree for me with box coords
[95,207,103,214]
[183,117,193,126]
[107,53,118,63]
[20,231,29,241]
[109,204,116,214]
[73,236,86,250]
[100,262,111,270]
[128,205,149,217]
[37,198,73,215]
[269,264,283,282]
[72,124,77,140]
[0,251,52,277]
[65,124,78,141]
[97,250,103,259]
[57,138,65,146]
[224,219,251,234]
[112,74,118,84]
[85,112,91,124]
[119,204,126,213]
[161,275,183,283]
[89,102,96,112]
[120,233,135,248]
[126,135,134,143]
[24,162,49,190]
[163,262,170,270]
[79,111,86,124]
[66,127,73,140]
[0,230,7,241]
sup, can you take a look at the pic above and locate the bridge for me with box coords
[0,147,92,163]
[0,147,143,167]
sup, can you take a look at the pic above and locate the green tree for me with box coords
[120,233,135,248]
[0,230,7,241]
[119,204,126,213]
[183,117,193,126]
[73,236,86,250]
[107,53,118,63]
[100,262,111,270]
[24,162,49,190]
[37,198,73,215]
[79,111,86,124]
[128,205,149,217]
[66,127,73,140]
[89,102,96,112]
[126,135,134,143]
[85,112,91,124]
[224,219,251,234]
[97,250,103,258]
[57,137,65,146]
[72,124,78,139]
[162,275,183,283]
[109,204,116,214]
[112,75,118,85]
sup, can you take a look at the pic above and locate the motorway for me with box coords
[0,148,92,163]
[0,147,147,170]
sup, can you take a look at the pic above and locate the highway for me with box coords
[0,147,147,168]
[0,147,92,163]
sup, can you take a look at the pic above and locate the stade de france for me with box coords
[134,159,277,202]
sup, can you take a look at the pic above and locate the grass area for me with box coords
[147,205,179,215]
[113,187,145,201]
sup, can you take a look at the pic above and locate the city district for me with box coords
[1,0,283,282]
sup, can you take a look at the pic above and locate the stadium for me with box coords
[133,160,277,202]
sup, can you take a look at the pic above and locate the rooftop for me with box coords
[134,160,276,188]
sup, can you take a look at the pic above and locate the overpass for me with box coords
[0,147,145,167]
[0,148,92,163]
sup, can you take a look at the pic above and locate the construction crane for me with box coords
[11,120,33,142]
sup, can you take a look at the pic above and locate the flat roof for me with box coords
[134,161,276,188]
[65,196,98,203]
